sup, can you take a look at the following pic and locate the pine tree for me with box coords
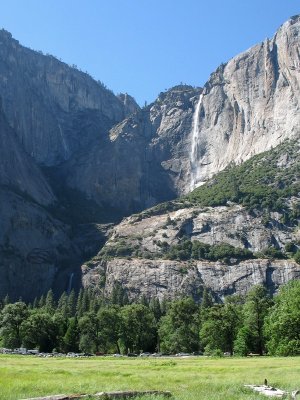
[63,317,79,353]
[45,289,55,313]
[58,292,69,318]
[38,295,45,308]
[149,298,162,322]
[67,290,76,317]
[32,297,38,310]
[234,285,271,355]
[140,295,149,307]
[3,294,10,306]
[76,288,83,317]
[81,289,90,314]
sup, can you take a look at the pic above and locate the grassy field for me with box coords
[0,355,299,400]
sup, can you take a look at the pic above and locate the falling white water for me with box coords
[67,272,74,294]
[190,93,204,191]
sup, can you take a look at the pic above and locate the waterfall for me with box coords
[190,93,204,191]
[67,272,74,294]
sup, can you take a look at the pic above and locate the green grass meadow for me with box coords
[0,355,299,400]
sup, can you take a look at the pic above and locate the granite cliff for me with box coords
[82,138,300,301]
[188,15,300,188]
[0,29,138,300]
[0,104,79,300]
[1,16,300,300]
[0,29,138,166]
[63,15,300,213]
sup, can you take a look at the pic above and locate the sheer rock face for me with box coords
[188,16,300,188]
[0,190,79,301]
[0,104,78,301]
[1,16,300,212]
[0,30,140,299]
[82,258,300,302]
[0,106,54,206]
[0,29,139,166]
[64,86,197,213]
[68,16,300,211]
[1,16,300,300]
[0,111,79,301]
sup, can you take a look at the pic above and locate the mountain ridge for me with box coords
[1,16,300,300]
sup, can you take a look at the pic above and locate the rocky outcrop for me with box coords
[81,195,300,301]
[99,202,299,256]
[82,257,300,302]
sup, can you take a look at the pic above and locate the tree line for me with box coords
[0,281,299,356]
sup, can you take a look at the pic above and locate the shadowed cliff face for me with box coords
[0,189,80,301]
[0,29,139,166]
[1,16,300,300]
[63,86,198,214]
[0,106,82,301]
[0,106,54,206]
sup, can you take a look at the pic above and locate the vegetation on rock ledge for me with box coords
[136,139,300,222]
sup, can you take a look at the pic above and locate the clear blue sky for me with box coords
[0,1,299,105]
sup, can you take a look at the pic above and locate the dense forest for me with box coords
[0,281,299,357]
